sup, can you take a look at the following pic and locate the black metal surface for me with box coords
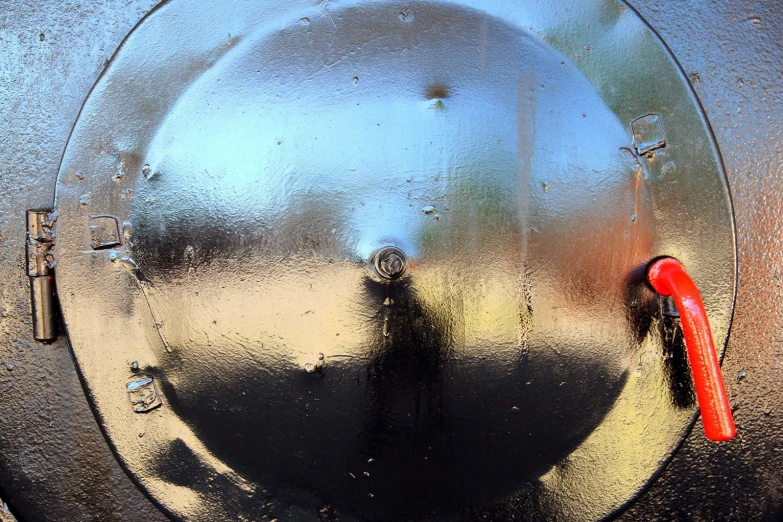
[619,1,783,518]
[0,0,781,521]
[50,0,735,519]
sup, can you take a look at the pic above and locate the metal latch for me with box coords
[26,208,59,342]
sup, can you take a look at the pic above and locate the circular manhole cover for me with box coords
[53,0,735,520]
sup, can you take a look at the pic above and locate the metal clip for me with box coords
[26,208,59,342]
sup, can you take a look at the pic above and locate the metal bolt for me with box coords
[373,247,407,280]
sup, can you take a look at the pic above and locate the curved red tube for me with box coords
[647,257,736,442]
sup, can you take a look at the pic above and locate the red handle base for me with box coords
[647,257,736,442]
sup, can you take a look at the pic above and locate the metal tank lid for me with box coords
[51,0,735,519]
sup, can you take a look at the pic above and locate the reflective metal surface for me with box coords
[11,0,736,519]
[5,0,783,521]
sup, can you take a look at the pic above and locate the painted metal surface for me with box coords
[50,0,735,520]
[0,1,781,521]
[647,257,736,441]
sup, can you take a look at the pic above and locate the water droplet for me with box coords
[79,193,90,206]
[511,406,520,414]
[631,214,637,222]
[363,471,370,477]
[398,7,414,22]
[142,164,151,177]
[304,362,315,373]
[737,370,747,382]
[422,205,436,215]
[367,458,376,464]
[352,76,359,85]
[368,493,375,498]
[542,182,550,193]
[299,17,310,25]
[318,353,325,361]
[131,361,139,371]
[76,170,86,180]
[6,363,14,371]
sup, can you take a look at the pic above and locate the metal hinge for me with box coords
[26,208,59,342]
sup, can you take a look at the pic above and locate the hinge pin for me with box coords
[26,209,58,342]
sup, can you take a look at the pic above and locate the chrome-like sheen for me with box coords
[51,0,736,520]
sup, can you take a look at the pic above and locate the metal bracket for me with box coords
[26,208,59,342]
[659,295,680,318]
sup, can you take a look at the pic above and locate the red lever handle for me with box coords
[647,257,736,442]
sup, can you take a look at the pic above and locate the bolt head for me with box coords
[373,247,407,280]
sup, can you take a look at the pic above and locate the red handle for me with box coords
[647,257,736,442]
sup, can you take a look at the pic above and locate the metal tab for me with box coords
[631,114,667,155]
[88,216,122,249]
[126,377,162,413]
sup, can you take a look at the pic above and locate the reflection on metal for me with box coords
[26,209,58,342]
[660,295,680,318]
[51,0,736,520]
[0,494,18,522]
